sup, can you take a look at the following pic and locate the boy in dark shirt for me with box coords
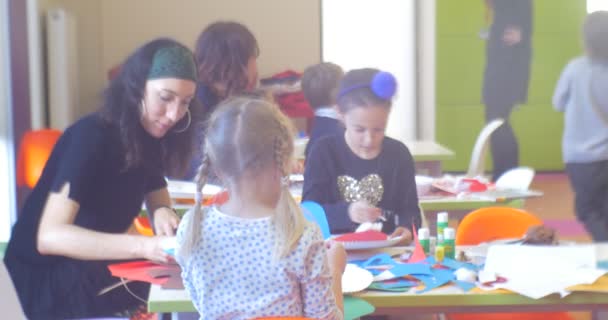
[301,62,345,158]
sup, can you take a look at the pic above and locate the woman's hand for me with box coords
[140,236,173,264]
[390,227,413,245]
[348,201,382,224]
[153,207,180,236]
[325,240,347,275]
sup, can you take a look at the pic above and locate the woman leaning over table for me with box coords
[3,38,202,319]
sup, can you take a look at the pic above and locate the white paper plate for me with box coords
[342,264,374,293]
[340,237,401,251]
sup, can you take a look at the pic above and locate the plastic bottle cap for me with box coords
[444,227,456,240]
[418,228,430,239]
[437,212,449,223]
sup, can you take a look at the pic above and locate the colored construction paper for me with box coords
[374,263,432,281]
[344,296,375,320]
[108,260,182,289]
[408,223,427,263]
[414,268,455,293]
[439,257,480,271]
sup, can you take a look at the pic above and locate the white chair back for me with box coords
[466,119,505,178]
[495,166,536,190]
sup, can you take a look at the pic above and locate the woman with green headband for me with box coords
[3,38,201,319]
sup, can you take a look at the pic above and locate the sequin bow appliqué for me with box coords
[337,174,384,206]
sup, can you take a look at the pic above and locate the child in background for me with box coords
[183,21,260,179]
[553,11,608,241]
[176,96,346,320]
[302,68,420,242]
[301,62,345,158]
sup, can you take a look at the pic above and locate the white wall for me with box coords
[0,0,17,243]
[321,0,417,142]
[99,0,320,82]
[588,0,608,13]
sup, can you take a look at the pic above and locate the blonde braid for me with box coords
[179,150,211,258]
[273,115,306,257]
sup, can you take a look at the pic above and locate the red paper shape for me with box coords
[408,224,427,263]
[334,230,388,242]
[108,261,182,289]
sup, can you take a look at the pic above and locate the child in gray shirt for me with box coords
[553,11,608,241]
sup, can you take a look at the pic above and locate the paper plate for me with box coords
[342,264,374,293]
[341,237,401,251]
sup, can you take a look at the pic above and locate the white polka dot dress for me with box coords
[176,206,343,320]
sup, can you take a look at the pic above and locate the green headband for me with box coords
[147,45,198,82]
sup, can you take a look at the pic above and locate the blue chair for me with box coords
[301,201,331,239]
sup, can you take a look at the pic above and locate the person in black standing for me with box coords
[482,0,533,180]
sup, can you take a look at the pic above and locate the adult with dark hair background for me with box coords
[185,21,260,179]
[482,0,533,181]
[3,38,201,319]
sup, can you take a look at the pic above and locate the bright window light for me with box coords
[587,0,608,13]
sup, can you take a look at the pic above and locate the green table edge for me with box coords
[357,290,608,309]
[148,295,375,320]
[420,199,524,212]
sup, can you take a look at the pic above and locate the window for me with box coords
[588,0,608,13]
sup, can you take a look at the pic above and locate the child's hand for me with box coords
[389,227,413,245]
[348,201,382,224]
[325,240,347,275]
[153,207,180,236]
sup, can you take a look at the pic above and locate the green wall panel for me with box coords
[436,37,484,106]
[527,35,583,104]
[437,104,565,173]
[436,0,586,172]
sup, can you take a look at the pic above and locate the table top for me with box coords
[404,140,455,162]
[148,245,608,315]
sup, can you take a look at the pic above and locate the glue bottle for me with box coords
[418,227,430,255]
[443,227,456,259]
[437,212,449,244]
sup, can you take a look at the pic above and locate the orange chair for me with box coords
[455,207,543,245]
[450,207,572,320]
[16,129,62,189]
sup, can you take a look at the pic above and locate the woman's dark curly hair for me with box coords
[99,38,202,177]
[195,21,259,99]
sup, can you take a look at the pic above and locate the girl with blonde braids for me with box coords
[175,96,346,320]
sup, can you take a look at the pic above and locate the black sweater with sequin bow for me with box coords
[302,133,421,234]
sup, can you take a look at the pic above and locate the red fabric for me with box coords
[275,91,313,119]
